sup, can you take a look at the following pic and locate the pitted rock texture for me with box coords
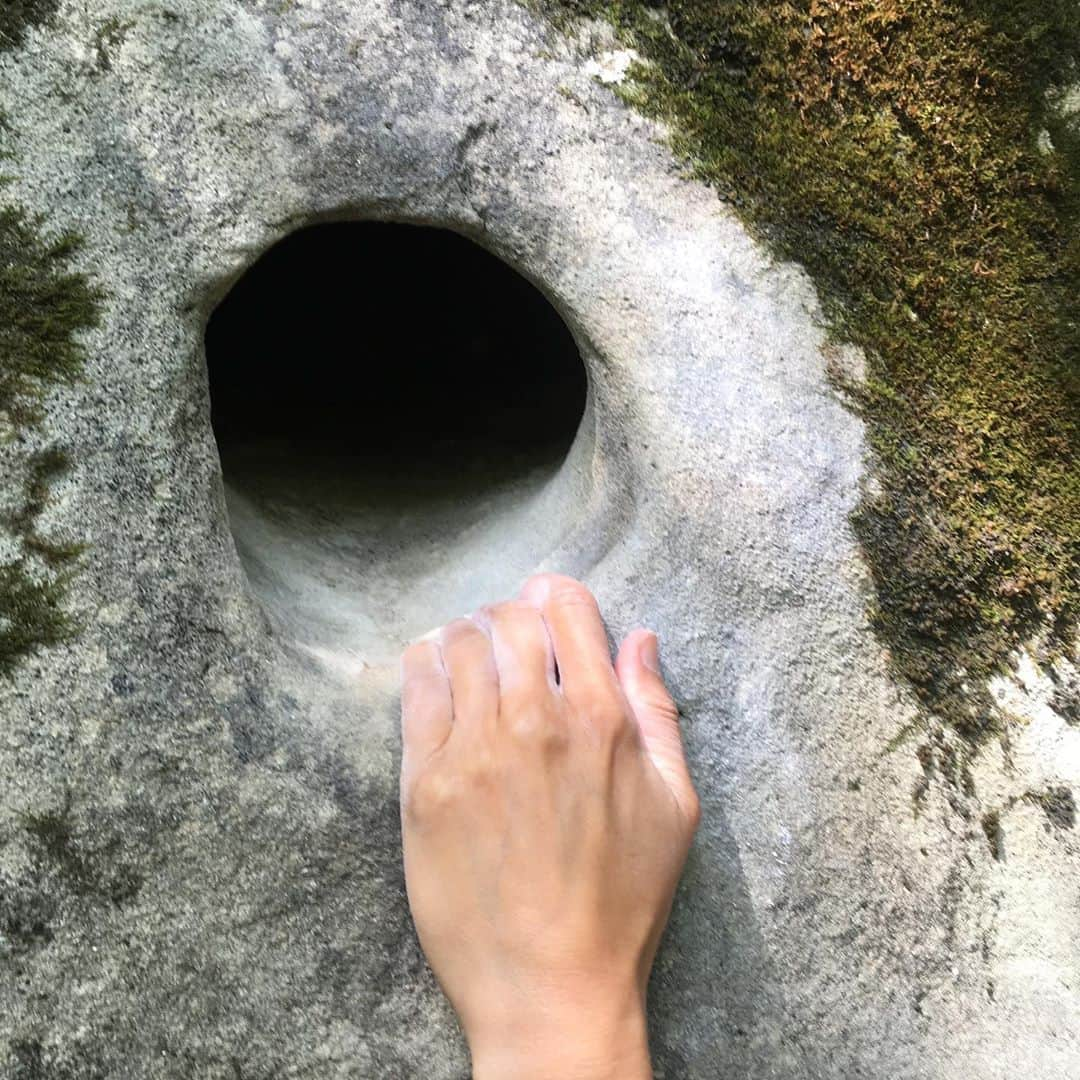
[1,1,1078,1077]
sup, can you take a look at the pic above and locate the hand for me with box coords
[399,574,700,1080]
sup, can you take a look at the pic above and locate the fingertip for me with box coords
[616,628,680,735]
[467,607,495,636]
[482,599,558,701]
[401,637,444,679]
[615,630,694,820]
[616,628,659,678]
[638,629,661,676]
[518,574,614,702]
[520,572,597,609]
[519,573,553,607]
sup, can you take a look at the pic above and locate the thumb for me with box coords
[615,629,700,828]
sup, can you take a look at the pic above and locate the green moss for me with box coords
[0,21,102,674]
[23,793,143,903]
[18,450,87,565]
[1023,785,1076,829]
[536,0,1080,742]
[0,0,59,52]
[1050,669,1080,725]
[0,199,98,672]
[13,447,69,525]
[981,809,1003,860]
[982,785,1074,859]
[0,204,101,428]
[0,561,73,676]
[92,16,134,73]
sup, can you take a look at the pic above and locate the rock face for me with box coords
[1,1,1078,1077]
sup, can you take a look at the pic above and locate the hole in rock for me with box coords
[206,221,590,666]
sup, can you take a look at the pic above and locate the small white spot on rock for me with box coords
[314,119,344,146]
[584,49,641,85]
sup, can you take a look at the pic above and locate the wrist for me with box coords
[466,982,652,1080]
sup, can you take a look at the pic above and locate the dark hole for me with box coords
[205,222,587,476]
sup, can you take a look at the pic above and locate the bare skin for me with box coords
[400,573,700,1080]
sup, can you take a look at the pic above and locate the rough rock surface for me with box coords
[1,1,1078,1077]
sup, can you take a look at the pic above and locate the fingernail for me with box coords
[640,631,661,675]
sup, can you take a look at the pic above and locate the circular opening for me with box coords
[205,221,590,665]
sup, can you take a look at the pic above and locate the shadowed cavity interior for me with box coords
[205,221,590,667]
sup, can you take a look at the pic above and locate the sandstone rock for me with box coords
[1,1,1078,1076]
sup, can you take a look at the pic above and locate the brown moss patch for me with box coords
[537,0,1080,741]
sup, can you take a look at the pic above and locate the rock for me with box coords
[0,1,1077,1076]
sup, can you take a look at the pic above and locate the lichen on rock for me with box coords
[535,0,1080,743]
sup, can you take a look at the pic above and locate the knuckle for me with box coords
[581,694,630,739]
[463,751,498,789]
[406,767,460,820]
[440,619,493,665]
[506,703,546,740]
[406,754,498,822]
[506,704,565,749]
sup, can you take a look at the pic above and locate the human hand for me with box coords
[399,574,700,1080]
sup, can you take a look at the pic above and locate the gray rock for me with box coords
[1,1,1078,1076]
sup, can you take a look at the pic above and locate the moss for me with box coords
[0,562,74,676]
[12,447,68,525]
[0,207,98,670]
[1023,785,1076,829]
[92,16,134,73]
[0,888,55,954]
[0,204,101,428]
[1049,668,1080,725]
[0,447,85,673]
[981,809,1004,860]
[13,448,86,563]
[535,0,1080,743]
[0,24,102,674]
[982,786,1074,858]
[911,740,934,811]
[23,793,143,904]
[0,0,59,52]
